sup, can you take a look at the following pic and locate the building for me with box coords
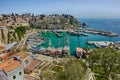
[0,46,6,53]
[25,75,39,80]
[0,57,24,80]
[25,58,41,74]
[0,52,9,63]
[0,24,8,46]
[0,15,3,20]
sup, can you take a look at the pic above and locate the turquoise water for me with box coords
[37,18,120,55]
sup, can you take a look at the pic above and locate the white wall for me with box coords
[0,70,8,80]
[7,65,24,80]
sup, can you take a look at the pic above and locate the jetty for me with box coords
[87,41,114,48]
[78,28,118,37]
[52,30,62,37]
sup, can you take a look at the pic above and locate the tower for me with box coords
[64,35,70,56]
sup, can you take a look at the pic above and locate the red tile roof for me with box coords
[0,53,9,61]
[25,75,39,80]
[0,58,21,73]
[25,59,41,71]
[0,24,5,26]
[0,46,6,51]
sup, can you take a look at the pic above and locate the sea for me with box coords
[37,18,120,56]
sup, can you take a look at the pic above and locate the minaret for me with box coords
[49,39,52,47]
[65,35,69,47]
[48,39,55,53]
[64,35,70,56]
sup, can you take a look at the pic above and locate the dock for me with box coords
[78,28,118,37]
[87,41,114,48]
[52,30,62,37]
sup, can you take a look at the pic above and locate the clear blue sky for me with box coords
[0,0,120,18]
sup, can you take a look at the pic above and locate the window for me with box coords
[19,72,22,75]
[13,75,16,79]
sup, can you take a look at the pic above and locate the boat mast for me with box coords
[49,39,52,47]
[78,36,80,47]
[65,34,69,47]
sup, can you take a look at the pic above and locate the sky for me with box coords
[0,0,120,18]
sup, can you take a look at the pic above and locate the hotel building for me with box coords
[0,57,24,80]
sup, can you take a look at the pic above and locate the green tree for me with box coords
[60,18,67,24]
[41,58,88,80]
[87,48,120,80]
[15,26,27,40]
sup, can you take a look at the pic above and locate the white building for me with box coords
[0,57,24,80]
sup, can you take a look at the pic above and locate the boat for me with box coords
[76,47,86,58]
[26,33,46,51]
[67,31,81,36]
[81,33,88,36]
[68,31,88,36]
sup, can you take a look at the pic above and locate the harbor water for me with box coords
[37,18,120,56]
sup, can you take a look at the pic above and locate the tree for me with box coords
[15,26,27,40]
[41,58,88,80]
[87,48,120,80]
[40,14,45,20]
[60,18,67,24]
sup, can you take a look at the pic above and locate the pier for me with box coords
[52,30,62,37]
[87,41,114,48]
[78,28,118,37]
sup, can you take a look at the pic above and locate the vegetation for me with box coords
[15,26,27,40]
[7,26,27,43]
[41,58,88,80]
[87,48,120,80]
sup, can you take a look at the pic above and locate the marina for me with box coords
[52,30,62,37]
[25,29,119,56]
[26,33,46,52]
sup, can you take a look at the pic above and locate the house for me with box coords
[0,46,6,53]
[25,75,39,80]
[0,57,24,80]
[25,58,41,74]
[0,15,3,20]
[0,52,9,63]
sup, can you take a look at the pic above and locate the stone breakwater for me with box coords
[78,28,118,37]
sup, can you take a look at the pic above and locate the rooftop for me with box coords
[0,24,5,26]
[0,46,6,51]
[0,58,21,73]
[25,58,41,71]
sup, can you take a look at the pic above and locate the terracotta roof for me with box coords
[0,46,6,51]
[16,52,30,59]
[25,75,39,80]
[25,59,41,71]
[0,53,9,61]
[0,24,5,26]
[9,52,30,59]
[0,58,21,73]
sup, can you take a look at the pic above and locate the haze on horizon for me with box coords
[0,0,120,18]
